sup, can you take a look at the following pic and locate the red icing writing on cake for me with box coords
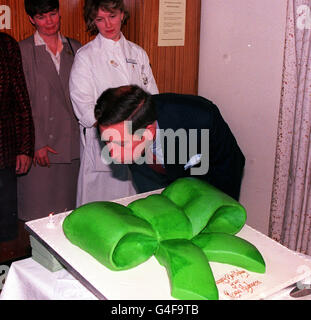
[216,269,262,299]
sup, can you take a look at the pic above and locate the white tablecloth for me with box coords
[1,257,311,300]
[0,258,97,300]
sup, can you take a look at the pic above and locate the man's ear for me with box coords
[28,15,35,25]
[145,122,157,140]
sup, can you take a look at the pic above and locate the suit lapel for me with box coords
[33,44,66,98]
[156,101,189,180]
[59,42,75,113]
[33,39,74,115]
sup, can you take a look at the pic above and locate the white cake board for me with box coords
[25,190,311,300]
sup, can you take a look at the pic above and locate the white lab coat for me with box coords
[69,33,159,206]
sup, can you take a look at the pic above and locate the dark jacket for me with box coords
[0,33,34,169]
[130,93,245,200]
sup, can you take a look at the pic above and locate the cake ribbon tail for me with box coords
[192,232,266,273]
[155,239,219,300]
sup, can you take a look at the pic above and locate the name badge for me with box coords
[110,60,119,68]
[126,58,137,64]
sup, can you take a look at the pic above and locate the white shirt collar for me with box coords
[34,31,64,74]
[146,121,164,165]
[97,32,125,51]
[34,30,65,47]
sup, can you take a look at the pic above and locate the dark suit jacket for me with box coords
[0,33,34,169]
[129,93,245,200]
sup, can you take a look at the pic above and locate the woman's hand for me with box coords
[16,154,33,174]
[33,146,58,167]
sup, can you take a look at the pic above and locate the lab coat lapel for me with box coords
[122,38,140,84]
[96,35,126,84]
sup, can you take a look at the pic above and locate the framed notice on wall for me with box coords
[158,0,186,47]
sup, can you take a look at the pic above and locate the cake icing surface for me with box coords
[63,177,265,300]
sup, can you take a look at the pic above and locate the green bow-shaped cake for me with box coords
[63,177,265,300]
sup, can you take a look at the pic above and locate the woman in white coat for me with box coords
[70,0,159,206]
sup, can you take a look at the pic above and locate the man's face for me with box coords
[99,121,156,164]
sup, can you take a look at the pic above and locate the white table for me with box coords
[0,258,97,300]
[1,254,311,300]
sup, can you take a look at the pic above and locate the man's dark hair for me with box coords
[24,0,59,18]
[84,0,129,35]
[95,85,157,133]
